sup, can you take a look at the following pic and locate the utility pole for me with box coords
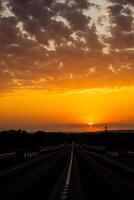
[105,124,108,133]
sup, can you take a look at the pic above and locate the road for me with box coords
[0,143,134,200]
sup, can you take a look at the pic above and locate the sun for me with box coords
[88,122,94,127]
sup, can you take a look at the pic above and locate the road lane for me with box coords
[60,143,74,200]
[1,143,134,200]
[78,147,134,199]
[0,146,69,200]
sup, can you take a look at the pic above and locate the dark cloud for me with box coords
[109,32,134,50]
[0,1,2,12]
[110,0,134,5]
[113,15,133,32]
[0,17,18,45]
[63,10,89,31]
[0,0,133,92]
[74,0,91,9]
[107,2,134,51]
[108,4,123,15]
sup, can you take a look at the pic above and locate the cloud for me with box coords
[109,0,134,5]
[108,64,118,74]
[106,2,134,51]
[0,0,133,92]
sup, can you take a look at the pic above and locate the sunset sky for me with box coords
[0,0,134,131]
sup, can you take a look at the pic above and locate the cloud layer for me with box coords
[0,0,134,92]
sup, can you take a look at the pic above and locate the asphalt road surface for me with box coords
[0,144,134,200]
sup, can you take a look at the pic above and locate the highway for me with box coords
[0,144,134,200]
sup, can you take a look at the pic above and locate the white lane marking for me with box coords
[61,143,74,200]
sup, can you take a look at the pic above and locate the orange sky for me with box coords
[0,86,134,131]
[0,0,134,131]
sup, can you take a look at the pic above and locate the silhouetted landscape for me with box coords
[1,129,134,151]
[1,129,134,199]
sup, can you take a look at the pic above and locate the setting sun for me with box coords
[88,122,94,127]
[0,0,133,132]
[0,86,134,131]
[0,1,134,199]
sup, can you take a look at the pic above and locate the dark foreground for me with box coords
[0,143,134,200]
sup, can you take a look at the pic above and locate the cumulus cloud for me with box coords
[0,0,134,92]
[106,1,134,51]
[109,0,134,5]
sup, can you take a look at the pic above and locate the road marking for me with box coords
[61,143,74,200]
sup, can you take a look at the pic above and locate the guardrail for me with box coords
[0,152,16,160]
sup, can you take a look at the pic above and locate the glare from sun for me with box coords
[88,122,94,127]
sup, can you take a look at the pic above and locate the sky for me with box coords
[0,0,134,131]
